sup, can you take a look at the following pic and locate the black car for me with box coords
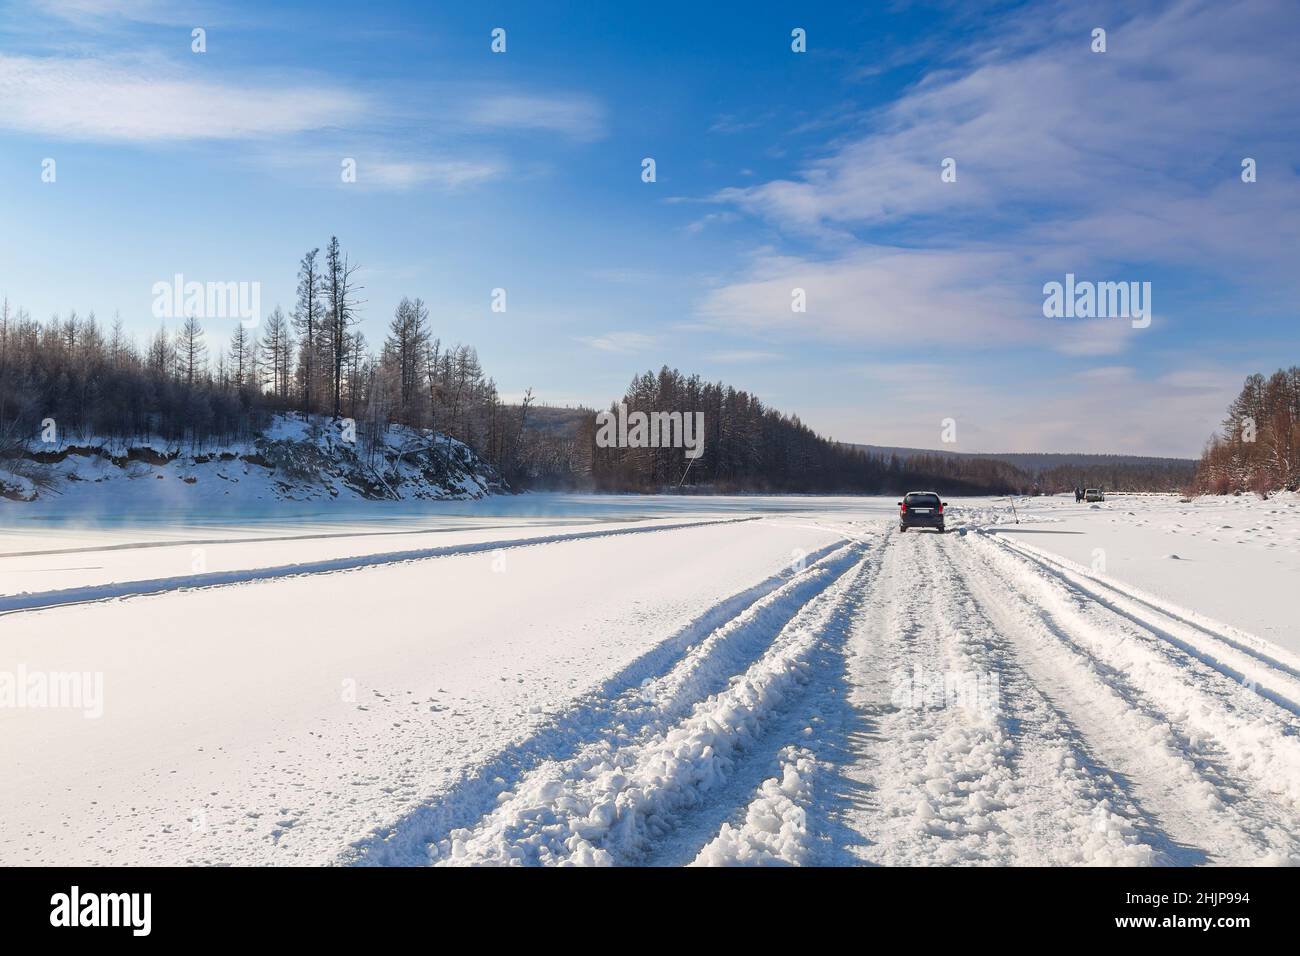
[898,491,947,532]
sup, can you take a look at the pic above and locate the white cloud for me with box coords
[33,0,207,26]
[715,1,1299,246]
[708,113,767,135]
[576,331,656,353]
[1073,365,1135,383]
[0,54,365,141]
[697,246,1080,349]
[0,52,608,155]
[811,358,1237,457]
[698,0,1300,359]
[683,211,738,235]
[466,93,605,141]
[707,350,779,364]
[361,157,506,190]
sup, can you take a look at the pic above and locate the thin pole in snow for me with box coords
[677,455,698,489]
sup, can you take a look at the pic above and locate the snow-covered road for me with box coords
[2,495,1298,865]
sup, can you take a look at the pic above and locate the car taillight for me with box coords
[900,503,907,514]
[938,503,944,515]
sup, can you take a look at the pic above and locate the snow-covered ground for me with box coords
[973,492,1300,652]
[1,493,1297,866]
[0,413,499,506]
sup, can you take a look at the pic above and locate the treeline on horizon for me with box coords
[583,367,1013,493]
[1191,367,1300,495]
[0,243,1198,496]
[582,368,1192,495]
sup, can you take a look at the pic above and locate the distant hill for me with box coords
[846,444,1196,493]
[503,403,1196,494]
[514,412,1199,471]
[851,445,1196,469]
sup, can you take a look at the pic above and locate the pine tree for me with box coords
[260,305,292,400]
[176,317,206,383]
[230,325,253,390]
[323,236,362,419]
[293,248,323,411]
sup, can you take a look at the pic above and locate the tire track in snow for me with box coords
[0,517,758,616]
[0,518,615,560]
[924,535,1167,865]
[990,534,1300,715]
[972,531,1300,864]
[952,539,1228,864]
[844,529,1024,865]
[841,531,1160,866]
[648,536,889,866]
[344,530,878,865]
[419,535,881,866]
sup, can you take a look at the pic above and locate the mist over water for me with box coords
[0,493,897,537]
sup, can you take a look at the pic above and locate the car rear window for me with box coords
[905,494,939,506]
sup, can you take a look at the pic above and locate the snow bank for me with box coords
[0,413,501,506]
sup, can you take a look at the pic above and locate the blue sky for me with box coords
[1,0,1297,456]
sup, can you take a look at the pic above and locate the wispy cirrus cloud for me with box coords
[815,357,1240,456]
[352,157,507,190]
[251,147,509,191]
[0,46,604,197]
[717,0,1299,238]
[576,331,656,353]
[699,0,1300,357]
[706,350,779,364]
[32,0,212,26]
[466,92,605,142]
[708,113,768,135]
[0,52,609,147]
[697,246,1063,348]
[0,53,365,141]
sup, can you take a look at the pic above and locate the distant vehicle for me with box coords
[1084,488,1105,502]
[898,491,946,533]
